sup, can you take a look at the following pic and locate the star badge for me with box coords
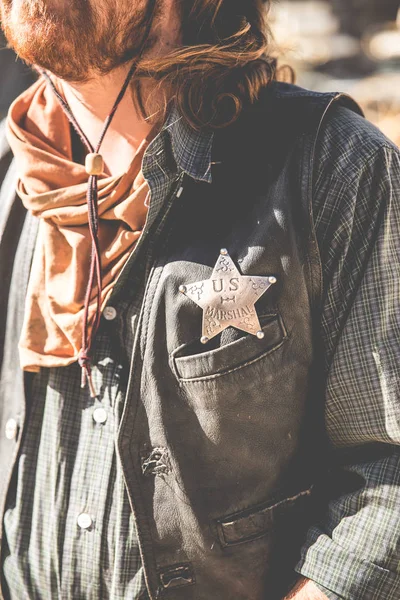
[179,249,277,344]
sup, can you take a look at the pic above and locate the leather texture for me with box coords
[0,83,362,600]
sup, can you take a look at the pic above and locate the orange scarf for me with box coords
[7,78,151,372]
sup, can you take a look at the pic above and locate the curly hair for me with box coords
[135,0,276,129]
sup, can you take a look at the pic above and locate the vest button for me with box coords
[103,306,117,321]
[5,418,18,440]
[77,513,93,530]
[92,407,108,425]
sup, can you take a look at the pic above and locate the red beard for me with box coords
[0,0,159,81]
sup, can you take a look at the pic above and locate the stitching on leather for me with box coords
[216,485,314,547]
[170,312,279,361]
[177,335,289,383]
[174,314,288,383]
[121,175,186,584]
[158,562,196,589]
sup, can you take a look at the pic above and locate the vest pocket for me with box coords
[171,313,287,382]
[216,486,313,548]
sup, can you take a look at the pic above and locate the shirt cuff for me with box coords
[296,529,400,600]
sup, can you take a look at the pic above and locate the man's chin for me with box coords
[0,0,91,76]
[1,16,91,80]
[1,0,160,81]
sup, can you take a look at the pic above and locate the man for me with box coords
[0,1,399,599]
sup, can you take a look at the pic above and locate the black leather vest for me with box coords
[115,85,361,599]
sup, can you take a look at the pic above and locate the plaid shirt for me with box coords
[2,101,400,600]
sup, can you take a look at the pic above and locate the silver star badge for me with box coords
[179,249,277,344]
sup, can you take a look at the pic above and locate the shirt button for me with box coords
[77,513,93,530]
[5,418,18,440]
[103,306,117,321]
[92,407,108,425]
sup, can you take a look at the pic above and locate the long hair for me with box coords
[135,0,276,129]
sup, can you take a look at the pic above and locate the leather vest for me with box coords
[0,83,361,600]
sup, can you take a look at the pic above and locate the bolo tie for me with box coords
[41,63,138,397]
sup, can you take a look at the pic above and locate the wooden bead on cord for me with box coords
[85,153,104,175]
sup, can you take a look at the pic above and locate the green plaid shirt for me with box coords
[2,102,400,600]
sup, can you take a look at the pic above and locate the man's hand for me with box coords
[284,577,330,600]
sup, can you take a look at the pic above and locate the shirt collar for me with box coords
[162,104,214,184]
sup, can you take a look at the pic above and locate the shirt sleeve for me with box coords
[295,106,400,600]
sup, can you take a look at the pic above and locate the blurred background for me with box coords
[0,29,35,120]
[1,0,400,144]
[270,0,400,144]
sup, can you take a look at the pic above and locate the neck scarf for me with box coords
[7,77,152,374]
